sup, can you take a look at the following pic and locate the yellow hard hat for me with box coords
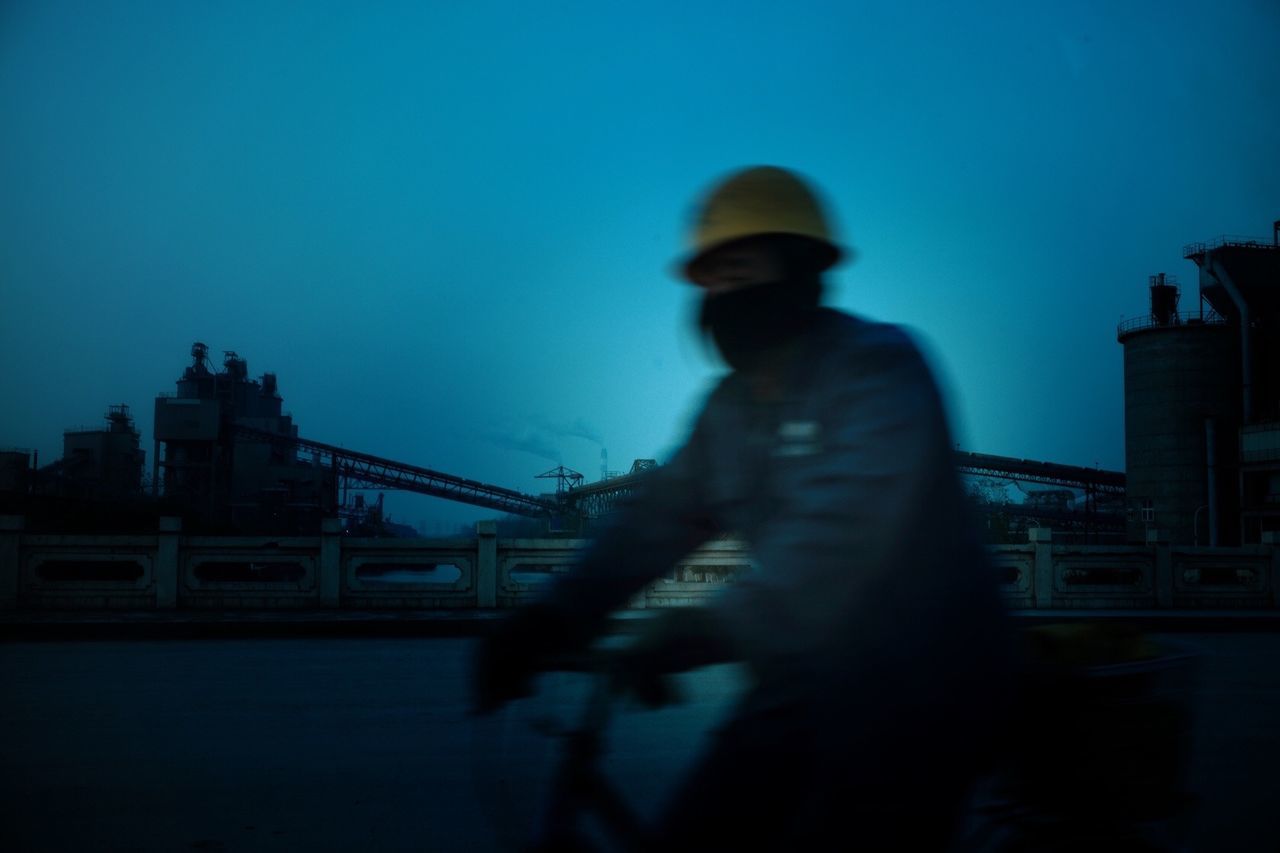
[680,165,845,281]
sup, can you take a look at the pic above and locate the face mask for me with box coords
[698,276,821,370]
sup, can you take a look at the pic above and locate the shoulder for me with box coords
[809,309,934,383]
[806,311,951,444]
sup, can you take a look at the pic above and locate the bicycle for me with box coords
[477,620,1199,853]
[523,655,654,852]
[473,611,733,852]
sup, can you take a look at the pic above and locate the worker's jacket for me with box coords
[546,308,1014,707]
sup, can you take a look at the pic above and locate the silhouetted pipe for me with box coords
[1206,418,1219,547]
[1208,257,1253,423]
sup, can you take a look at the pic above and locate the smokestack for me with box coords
[601,448,608,482]
[1149,273,1179,326]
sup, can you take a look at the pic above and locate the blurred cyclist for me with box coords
[474,165,1016,849]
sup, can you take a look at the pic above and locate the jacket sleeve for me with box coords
[714,331,966,664]
[536,404,721,644]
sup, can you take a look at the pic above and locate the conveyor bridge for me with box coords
[233,425,558,518]
[235,425,1126,526]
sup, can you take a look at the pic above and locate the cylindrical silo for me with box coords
[1119,290,1240,545]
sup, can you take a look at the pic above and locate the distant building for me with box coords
[0,450,33,498]
[153,342,335,531]
[1118,223,1280,544]
[59,405,146,499]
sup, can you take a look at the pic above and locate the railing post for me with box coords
[320,518,343,608]
[156,517,182,609]
[1147,529,1172,608]
[476,521,498,608]
[0,516,23,610]
[1029,527,1053,608]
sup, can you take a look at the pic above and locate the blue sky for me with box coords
[2,0,1278,530]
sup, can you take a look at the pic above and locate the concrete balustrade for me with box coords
[496,537,590,608]
[0,514,1276,611]
[179,532,319,609]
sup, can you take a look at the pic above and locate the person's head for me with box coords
[679,166,848,370]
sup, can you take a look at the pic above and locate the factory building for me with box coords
[59,404,146,499]
[1118,223,1280,545]
[0,450,33,499]
[153,342,336,531]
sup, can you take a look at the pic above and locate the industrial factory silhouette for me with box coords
[4,222,1277,549]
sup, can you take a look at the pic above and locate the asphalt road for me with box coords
[2,633,1277,852]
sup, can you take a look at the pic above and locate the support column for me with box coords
[0,516,24,610]
[1029,527,1053,609]
[1148,528,1172,608]
[476,521,498,608]
[320,518,343,608]
[156,517,181,609]
[1263,532,1280,607]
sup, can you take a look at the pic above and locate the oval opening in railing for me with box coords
[194,561,307,583]
[36,559,145,582]
[1182,566,1259,587]
[507,563,568,584]
[355,562,463,585]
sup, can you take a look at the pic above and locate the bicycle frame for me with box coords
[529,666,653,853]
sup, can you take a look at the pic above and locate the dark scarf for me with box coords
[698,276,822,370]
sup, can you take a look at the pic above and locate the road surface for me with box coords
[2,633,1277,851]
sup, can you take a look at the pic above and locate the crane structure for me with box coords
[536,466,585,494]
[563,459,656,519]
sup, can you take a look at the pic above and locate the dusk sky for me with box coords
[2,0,1278,530]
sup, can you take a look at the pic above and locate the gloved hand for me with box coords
[471,603,578,715]
[611,608,731,709]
